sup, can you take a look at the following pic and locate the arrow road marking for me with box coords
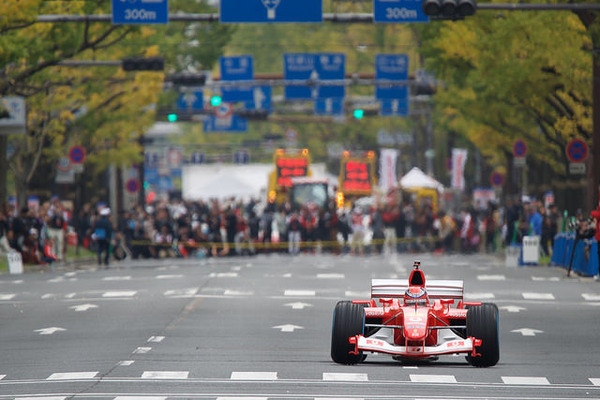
[35,327,66,335]
[70,304,98,312]
[511,328,544,337]
[273,324,303,333]
[500,305,526,313]
[285,302,312,310]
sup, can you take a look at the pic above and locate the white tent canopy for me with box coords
[400,167,444,191]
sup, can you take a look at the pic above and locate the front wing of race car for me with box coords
[349,335,482,358]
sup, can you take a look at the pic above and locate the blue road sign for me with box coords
[220,55,254,102]
[245,86,272,111]
[203,115,248,133]
[284,53,345,100]
[380,98,410,117]
[284,53,315,100]
[374,0,429,23]
[376,54,409,100]
[112,0,168,24]
[220,0,322,23]
[176,92,204,110]
[316,53,345,99]
[314,98,344,116]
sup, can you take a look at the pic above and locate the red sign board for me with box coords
[341,159,373,193]
[68,145,86,164]
[512,139,527,158]
[276,157,308,187]
[565,138,588,163]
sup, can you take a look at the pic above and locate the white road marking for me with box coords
[164,288,198,298]
[210,272,239,278]
[315,398,362,400]
[500,305,526,313]
[532,276,560,281]
[217,398,267,400]
[133,347,152,354]
[114,397,167,400]
[223,290,254,296]
[410,374,457,383]
[502,376,550,385]
[118,360,135,366]
[272,324,303,333]
[323,372,368,381]
[141,371,189,380]
[402,366,419,369]
[477,275,505,281]
[0,294,15,300]
[18,397,66,400]
[70,304,98,312]
[65,292,76,299]
[589,378,600,385]
[582,293,600,301]
[282,273,292,278]
[103,291,137,298]
[284,290,315,296]
[285,302,312,310]
[35,327,66,335]
[511,328,544,336]
[345,291,370,298]
[102,276,132,281]
[12,280,23,284]
[0,374,5,380]
[41,293,55,299]
[47,372,98,380]
[156,274,183,279]
[230,371,277,380]
[522,292,555,300]
[317,273,345,279]
[148,336,165,343]
[464,292,495,300]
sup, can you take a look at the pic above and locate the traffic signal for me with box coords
[167,113,178,122]
[353,109,365,120]
[122,57,164,71]
[422,0,476,18]
[210,95,222,107]
[171,73,206,86]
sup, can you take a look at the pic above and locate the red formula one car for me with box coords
[331,261,499,367]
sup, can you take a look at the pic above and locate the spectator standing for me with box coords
[92,207,114,268]
[350,207,366,256]
[382,203,399,255]
[47,205,66,261]
[287,211,302,255]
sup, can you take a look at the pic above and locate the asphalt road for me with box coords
[0,251,599,400]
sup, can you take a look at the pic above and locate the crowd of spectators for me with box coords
[0,192,581,267]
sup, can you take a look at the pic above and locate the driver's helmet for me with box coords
[404,286,428,306]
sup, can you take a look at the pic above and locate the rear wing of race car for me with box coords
[371,279,464,301]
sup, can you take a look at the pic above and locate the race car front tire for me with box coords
[331,301,365,364]
[466,303,500,367]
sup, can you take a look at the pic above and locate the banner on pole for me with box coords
[379,148,398,193]
[451,148,468,191]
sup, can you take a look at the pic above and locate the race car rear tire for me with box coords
[466,303,500,367]
[331,301,365,364]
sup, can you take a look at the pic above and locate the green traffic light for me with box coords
[167,113,178,122]
[353,109,364,119]
[210,95,222,107]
